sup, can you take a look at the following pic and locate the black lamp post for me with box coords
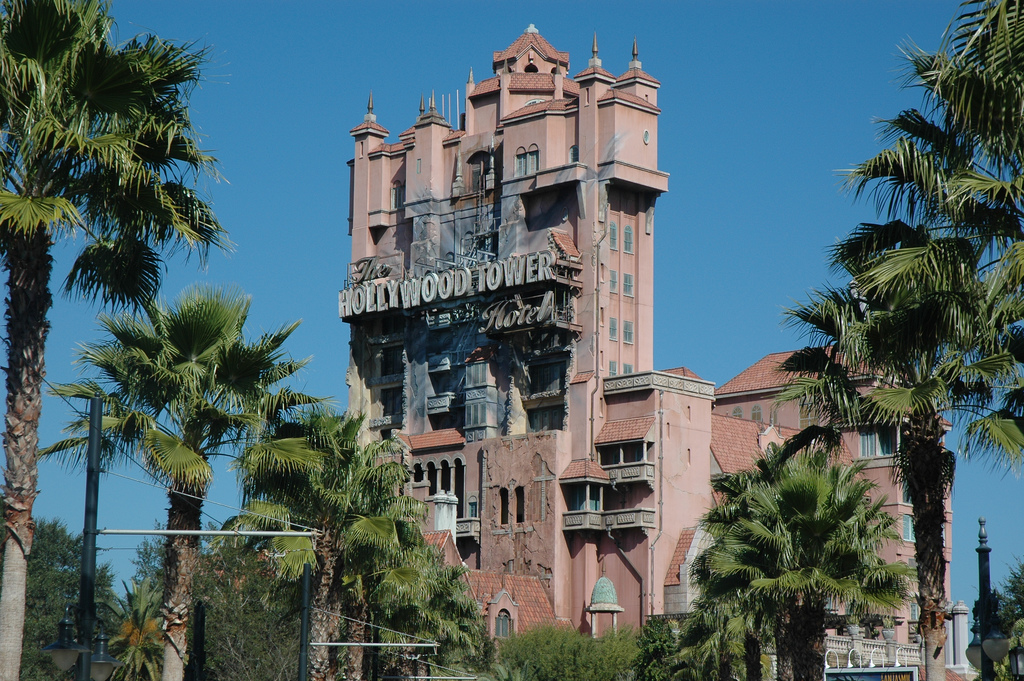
[42,396,122,680]
[966,517,1010,681]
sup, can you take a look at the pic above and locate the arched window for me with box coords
[569,145,579,163]
[440,460,451,493]
[515,486,525,523]
[609,222,618,250]
[624,224,634,253]
[413,463,424,483]
[750,405,763,423]
[731,406,743,419]
[495,610,512,637]
[428,462,437,495]
[467,151,488,192]
[514,147,527,177]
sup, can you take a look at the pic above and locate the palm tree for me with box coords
[44,285,317,681]
[233,408,425,681]
[0,1,225,676]
[696,449,911,681]
[104,578,163,681]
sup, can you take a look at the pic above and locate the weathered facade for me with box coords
[343,26,715,634]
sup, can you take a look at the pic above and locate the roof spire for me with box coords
[429,90,437,112]
[629,36,642,69]
[419,93,425,115]
[467,67,474,87]
[364,91,376,123]
[589,32,602,68]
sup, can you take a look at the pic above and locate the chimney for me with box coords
[432,492,459,536]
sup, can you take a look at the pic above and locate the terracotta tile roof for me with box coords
[509,72,557,92]
[493,31,570,68]
[664,528,696,586]
[463,570,557,630]
[710,413,769,475]
[399,125,416,138]
[594,416,656,445]
[597,89,661,113]
[945,670,967,681]
[371,142,405,155]
[710,413,852,471]
[616,68,661,86]
[443,129,467,143]
[549,229,580,258]
[574,65,616,81]
[716,351,796,395]
[469,77,499,98]
[423,530,452,549]
[466,345,497,362]
[405,429,465,452]
[501,98,576,122]
[562,80,580,96]
[350,120,389,135]
[661,366,703,380]
[560,459,609,481]
[570,371,594,385]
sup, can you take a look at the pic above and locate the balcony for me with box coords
[456,517,481,542]
[603,508,656,531]
[604,462,656,489]
[369,413,402,429]
[427,392,457,415]
[823,634,922,669]
[562,510,604,531]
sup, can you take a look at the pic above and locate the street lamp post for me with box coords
[43,396,122,681]
[966,517,1010,681]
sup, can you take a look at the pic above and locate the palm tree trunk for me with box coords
[902,412,952,681]
[161,483,204,681]
[790,599,826,681]
[309,541,344,681]
[744,631,762,681]
[0,229,52,681]
[775,602,795,681]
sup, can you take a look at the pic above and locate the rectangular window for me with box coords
[588,485,600,511]
[515,153,527,177]
[609,317,618,341]
[390,184,405,210]
[599,446,619,466]
[623,321,634,344]
[530,362,565,394]
[381,346,404,376]
[608,361,617,377]
[623,363,634,375]
[466,361,488,387]
[609,270,618,293]
[527,150,539,174]
[609,223,618,250]
[528,406,564,432]
[623,273,634,297]
[381,387,403,417]
[902,484,912,505]
[860,431,877,458]
[903,514,916,542]
[568,485,588,511]
[799,404,818,429]
[465,402,488,428]
[879,428,895,457]
[416,158,421,174]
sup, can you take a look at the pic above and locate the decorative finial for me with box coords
[363,91,376,123]
[979,516,988,544]
[429,90,437,112]
[467,67,474,86]
[588,33,602,68]
[419,93,425,115]
[525,23,539,34]
[629,36,642,70]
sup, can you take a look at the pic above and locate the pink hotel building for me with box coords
[341,25,960,659]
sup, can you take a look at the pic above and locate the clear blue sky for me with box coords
[31,0,1020,608]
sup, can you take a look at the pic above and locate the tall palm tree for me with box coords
[104,578,163,681]
[44,285,317,681]
[0,2,225,676]
[696,449,912,681]
[233,408,425,681]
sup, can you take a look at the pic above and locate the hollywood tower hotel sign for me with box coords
[341,25,720,640]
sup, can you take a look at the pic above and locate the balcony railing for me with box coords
[603,462,656,488]
[456,517,481,542]
[427,392,457,414]
[823,634,922,668]
[562,508,656,532]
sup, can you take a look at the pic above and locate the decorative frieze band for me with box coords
[602,371,715,399]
